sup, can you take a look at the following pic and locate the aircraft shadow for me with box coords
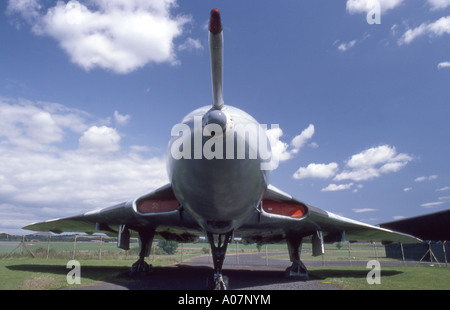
[6,262,402,290]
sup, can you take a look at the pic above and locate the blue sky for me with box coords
[1,0,449,235]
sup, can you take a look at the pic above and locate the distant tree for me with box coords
[158,240,178,255]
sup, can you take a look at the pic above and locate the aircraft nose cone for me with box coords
[203,109,227,132]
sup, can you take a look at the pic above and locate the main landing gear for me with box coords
[206,231,233,290]
[285,236,309,280]
[130,230,154,276]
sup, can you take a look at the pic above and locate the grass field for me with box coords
[1,257,449,290]
[0,257,184,290]
[309,265,450,290]
[1,240,449,290]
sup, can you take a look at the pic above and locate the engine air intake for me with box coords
[262,200,306,218]
[137,199,179,214]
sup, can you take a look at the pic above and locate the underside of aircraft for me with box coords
[23,9,421,290]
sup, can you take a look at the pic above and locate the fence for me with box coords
[1,235,140,260]
[1,235,448,267]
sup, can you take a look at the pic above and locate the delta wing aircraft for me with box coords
[24,9,420,290]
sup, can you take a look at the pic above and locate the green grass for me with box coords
[1,258,79,290]
[0,256,180,290]
[1,256,449,290]
[309,265,450,290]
[1,241,449,290]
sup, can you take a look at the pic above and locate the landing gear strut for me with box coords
[285,236,309,280]
[130,230,154,276]
[207,231,233,290]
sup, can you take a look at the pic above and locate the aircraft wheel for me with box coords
[206,275,229,290]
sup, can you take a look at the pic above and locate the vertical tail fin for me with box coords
[209,9,224,110]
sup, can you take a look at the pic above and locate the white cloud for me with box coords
[290,124,315,154]
[437,186,450,191]
[438,61,450,69]
[398,24,428,45]
[353,208,377,213]
[0,97,168,233]
[420,195,450,208]
[0,98,89,151]
[293,145,413,192]
[0,146,168,212]
[266,127,291,161]
[293,163,339,180]
[346,145,395,168]
[414,175,438,182]
[321,183,354,192]
[399,16,450,45]
[403,187,412,192]
[391,24,399,36]
[346,0,404,14]
[178,37,203,51]
[28,111,64,144]
[7,0,191,74]
[353,184,364,193]
[7,0,40,13]
[79,126,121,153]
[421,201,447,208]
[309,142,319,148]
[334,145,413,182]
[334,168,379,181]
[337,40,357,52]
[428,0,450,10]
[114,110,130,126]
[266,124,315,162]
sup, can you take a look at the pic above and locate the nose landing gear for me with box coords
[206,231,233,290]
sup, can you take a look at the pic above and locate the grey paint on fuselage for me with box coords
[166,105,272,234]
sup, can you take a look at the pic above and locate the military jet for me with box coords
[23,9,420,290]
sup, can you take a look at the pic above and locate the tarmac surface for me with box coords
[65,252,415,290]
[73,265,341,290]
[69,253,346,290]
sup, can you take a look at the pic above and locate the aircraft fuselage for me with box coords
[166,105,272,234]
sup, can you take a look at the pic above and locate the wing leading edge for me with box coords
[22,184,203,242]
[237,184,421,245]
[24,183,421,245]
